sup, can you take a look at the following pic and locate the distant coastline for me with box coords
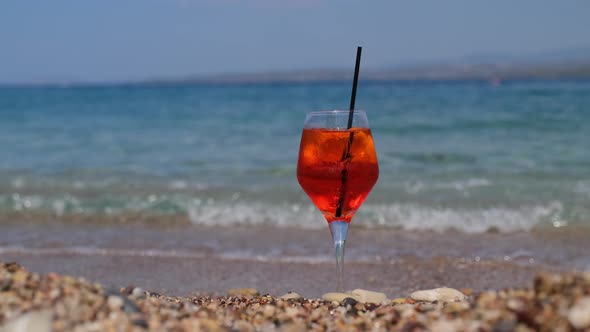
[2,57,590,88]
[155,59,590,85]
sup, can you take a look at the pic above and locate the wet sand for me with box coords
[1,251,558,298]
[1,221,586,298]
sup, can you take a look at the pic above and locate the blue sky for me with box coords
[0,0,589,83]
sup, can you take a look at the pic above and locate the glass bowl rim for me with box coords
[307,110,366,116]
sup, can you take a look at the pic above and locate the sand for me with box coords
[1,221,586,297]
[1,220,590,330]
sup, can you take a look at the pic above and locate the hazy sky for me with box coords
[1,0,589,83]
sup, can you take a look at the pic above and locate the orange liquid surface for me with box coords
[297,128,379,223]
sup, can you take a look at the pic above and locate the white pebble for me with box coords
[350,289,388,304]
[131,287,147,299]
[410,287,466,303]
[568,297,590,329]
[321,292,351,303]
[107,295,124,310]
[0,310,52,332]
[280,292,302,300]
[262,305,276,318]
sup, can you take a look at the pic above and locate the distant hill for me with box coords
[143,62,590,85]
[3,47,590,87]
[144,48,590,85]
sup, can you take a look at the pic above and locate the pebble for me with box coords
[2,261,590,331]
[459,288,473,296]
[106,295,124,310]
[11,270,28,285]
[227,288,259,297]
[429,319,459,332]
[341,297,358,308]
[321,292,350,303]
[350,289,388,304]
[281,322,307,332]
[262,305,276,318]
[568,297,590,329]
[322,289,388,304]
[410,287,466,303]
[279,292,302,300]
[392,298,406,305]
[133,318,149,328]
[0,310,52,332]
[131,287,147,300]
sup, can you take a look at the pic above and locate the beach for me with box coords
[2,0,590,328]
[2,223,590,330]
[0,219,586,297]
[1,81,590,330]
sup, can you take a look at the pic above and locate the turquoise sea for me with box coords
[1,80,589,232]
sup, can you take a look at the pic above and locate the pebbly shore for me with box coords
[1,261,590,331]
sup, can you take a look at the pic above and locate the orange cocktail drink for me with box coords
[297,127,379,223]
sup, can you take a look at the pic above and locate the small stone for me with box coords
[11,270,28,285]
[514,324,536,332]
[416,303,437,312]
[0,310,52,332]
[131,287,147,299]
[430,319,459,332]
[506,298,525,311]
[410,287,466,303]
[4,262,22,272]
[341,297,358,308]
[232,320,253,332]
[227,288,259,297]
[399,321,427,331]
[262,305,276,318]
[107,295,124,310]
[281,322,307,332]
[533,273,562,294]
[321,292,350,303]
[392,298,406,305]
[122,298,143,314]
[196,318,223,332]
[284,307,299,318]
[280,292,302,300]
[568,297,590,329]
[0,278,11,291]
[121,285,135,295]
[459,288,473,296]
[133,318,149,328]
[444,301,469,314]
[48,289,60,300]
[350,289,388,304]
[493,319,516,332]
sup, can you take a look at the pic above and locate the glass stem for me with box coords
[329,221,349,292]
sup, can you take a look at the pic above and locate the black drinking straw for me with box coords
[348,46,362,129]
[335,46,362,218]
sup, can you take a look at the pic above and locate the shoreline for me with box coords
[1,220,589,330]
[1,221,586,297]
[0,252,559,298]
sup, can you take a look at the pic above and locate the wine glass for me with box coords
[297,110,379,291]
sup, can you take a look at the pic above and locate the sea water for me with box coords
[1,80,589,232]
